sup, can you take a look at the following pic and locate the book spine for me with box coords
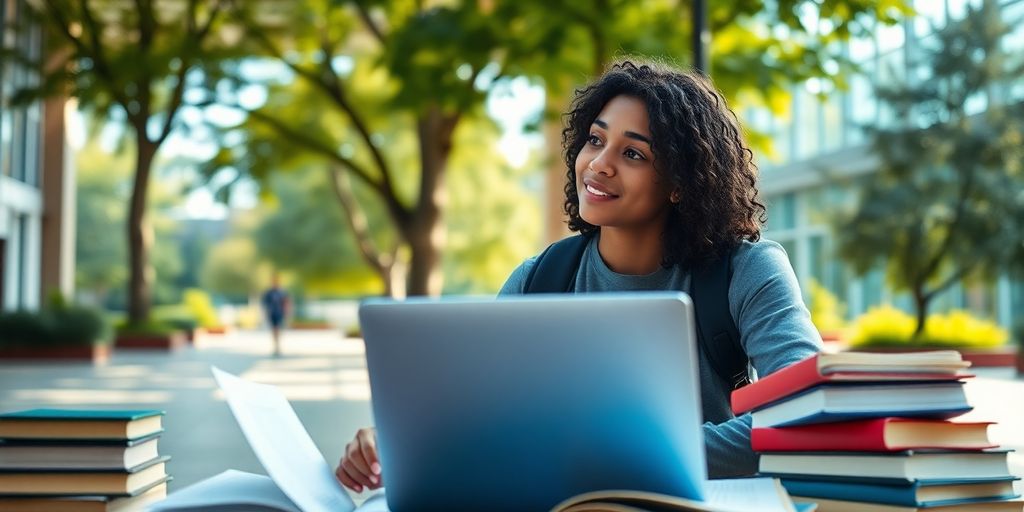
[731,356,822,414]
[752,419,889,452]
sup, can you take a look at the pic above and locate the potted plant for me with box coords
[0,306,112,363]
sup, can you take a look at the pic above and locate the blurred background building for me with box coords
[0,0,75,312]
[752,0,1024,327]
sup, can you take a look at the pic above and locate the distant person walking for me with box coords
[261,276,290,356]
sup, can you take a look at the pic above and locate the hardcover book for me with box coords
[0,480,167,512]
[0,433,161,470]
[732,352,971,415]
[781,477,1019,507]
[751,418,994,452]
[759,450,1013,482]
[0,409,164,441]
[0,455,169,495]
[749,382,970,428]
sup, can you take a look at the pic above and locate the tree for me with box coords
[8,1,232,325]
[205,0,909,297]
[835,2,1024,338]
[74,138,186,310]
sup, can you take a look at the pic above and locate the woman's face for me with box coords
[575,95,673,232]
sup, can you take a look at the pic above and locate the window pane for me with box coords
[768,193,798,231]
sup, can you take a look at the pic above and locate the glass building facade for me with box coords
[754,0,1024,330]
[0,0,45,310]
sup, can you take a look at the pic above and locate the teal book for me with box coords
[781,477,1020,507]
[0,409,164,440]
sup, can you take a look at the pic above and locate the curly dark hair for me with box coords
[562,59,766,269]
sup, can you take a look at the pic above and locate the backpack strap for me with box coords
[691,246,751,390]
[523,233,592,293]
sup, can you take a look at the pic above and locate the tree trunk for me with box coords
[405,107,457,296]
[127,136,158,325]
[911,286,929,341]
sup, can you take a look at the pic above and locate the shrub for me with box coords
[183,289,221,329]
[808,279,846,333]
[923,310,1008,348]
[848,305,1008,349]
[50,306,111,346]
[116,319,179,337]
[152,304,197,332]
[0,307,109,347]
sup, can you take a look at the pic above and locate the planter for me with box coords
[115,330,187,350]
[0,344,111,364]
[846,345,1019,368]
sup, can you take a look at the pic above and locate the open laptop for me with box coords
[359,292,707,512]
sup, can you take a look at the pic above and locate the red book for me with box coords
[731,351,972,415]
[752,417,996,452]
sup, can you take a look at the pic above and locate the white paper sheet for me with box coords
[211,367,356,512]
[704,477,796,512]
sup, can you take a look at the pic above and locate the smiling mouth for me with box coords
[585,184,618,198]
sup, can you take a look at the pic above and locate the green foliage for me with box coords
[848,305,1008,349]
[151,304,197,332]
[200,233,270,300]
[0,307,110,347]
[834,3,1024,333]
[115,319,179,337]
[183,289,222,329]
[204,0,908,297]
[808,279,846,333]
[252,170,385,296]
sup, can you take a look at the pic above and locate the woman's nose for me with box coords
[589,151,615,176]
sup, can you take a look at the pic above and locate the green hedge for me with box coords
[115,319,180,337]
[0,307,110,347]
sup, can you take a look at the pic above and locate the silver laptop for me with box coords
[359,292,706,512]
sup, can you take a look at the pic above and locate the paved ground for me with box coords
[1,329,1022,499]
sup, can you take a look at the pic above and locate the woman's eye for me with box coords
[625,148,645,161]
[587,134,602,146]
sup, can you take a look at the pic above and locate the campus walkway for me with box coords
[0,328,1022,498]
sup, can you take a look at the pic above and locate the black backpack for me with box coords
[522,234,751,390]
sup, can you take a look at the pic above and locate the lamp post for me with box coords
[693,0,710,75]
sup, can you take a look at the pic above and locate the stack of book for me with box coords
[734,350,1023,512]
[0,409,171,511]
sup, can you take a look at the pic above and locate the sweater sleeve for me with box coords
[497,257,537,296]
[703,240,823,478]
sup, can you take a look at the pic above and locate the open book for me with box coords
[149,367,807,512]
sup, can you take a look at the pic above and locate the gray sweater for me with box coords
[498,235,822,478]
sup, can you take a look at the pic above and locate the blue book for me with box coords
[760,449,1014,482]
[750,381,970,428]
[0,409,164,440]
[781,477,1021,507]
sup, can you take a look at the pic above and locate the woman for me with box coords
[336,59,821,491]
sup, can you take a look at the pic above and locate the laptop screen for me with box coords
[360,293,706,512]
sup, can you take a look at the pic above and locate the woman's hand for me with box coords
[335,427,383,492]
